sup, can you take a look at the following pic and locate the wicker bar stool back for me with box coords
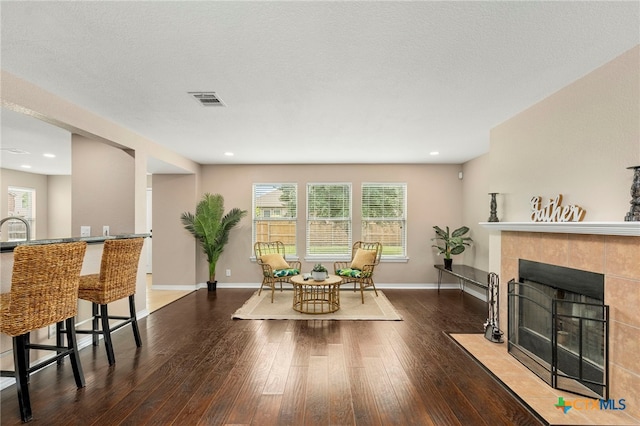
[0,241,87,422]
[71,237,144,365]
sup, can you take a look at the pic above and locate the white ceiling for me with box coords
[1,1,638,175]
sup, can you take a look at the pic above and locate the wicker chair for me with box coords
[0,241,87,422]
[254,241,301,302]
[334,241,382,303]
[67,238,144,365]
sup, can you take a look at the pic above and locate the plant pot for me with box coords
[207,280,217,291]
[312,271,327,281]
[444,258,453,271]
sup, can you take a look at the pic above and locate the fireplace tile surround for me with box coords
[498,230,640,422]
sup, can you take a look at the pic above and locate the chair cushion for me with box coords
[261,253,290,270]
[337,268,363,278]
[273,268,300,277]
[350,248,377,270]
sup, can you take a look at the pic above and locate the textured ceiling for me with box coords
[1,1,638,175]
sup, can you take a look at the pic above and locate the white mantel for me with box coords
[479,221,640,236]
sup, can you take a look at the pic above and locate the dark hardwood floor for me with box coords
[1,288,543,425]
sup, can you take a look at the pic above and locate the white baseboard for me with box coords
[200,282,487,301]
[150,284,197,291]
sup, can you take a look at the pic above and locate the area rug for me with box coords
[231,289,402,320]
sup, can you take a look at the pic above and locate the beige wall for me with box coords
[47,175,71,238]
[72,134,135,237]
[462,45,640,273]
[488,46,639,222]
[152,173,199,287]
[189,163,465,285]
[462,153,491,270]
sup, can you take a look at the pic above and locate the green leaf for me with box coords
[180,193,248,281]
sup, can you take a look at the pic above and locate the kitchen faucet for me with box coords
[0,216,32,241]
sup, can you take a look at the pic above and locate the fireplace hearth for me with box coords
[508,259,609,399]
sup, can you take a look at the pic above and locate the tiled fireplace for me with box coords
[499,229,640,421]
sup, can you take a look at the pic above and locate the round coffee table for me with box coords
[290,274,342,314]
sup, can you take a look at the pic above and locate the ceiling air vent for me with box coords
[189,92,225,107]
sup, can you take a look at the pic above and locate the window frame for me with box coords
[305,182,352,260]
[7,186,36,241]
[361,182,407,259]
[252,183,298,256]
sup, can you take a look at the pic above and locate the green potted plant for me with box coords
[311,263,328,281]
[431,225,473,270]
[180,193,247,291]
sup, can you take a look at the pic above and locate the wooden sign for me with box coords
[530,194,586,222]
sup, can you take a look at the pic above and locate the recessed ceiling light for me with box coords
[21,165,32,169]
[43,153,56,158]
[430,151,439,156]
[224,152,234,156]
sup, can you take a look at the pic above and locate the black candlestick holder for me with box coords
[488,193,499,222]
[625,166,640,221]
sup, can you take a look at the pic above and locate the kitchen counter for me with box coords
[0,233,150,252]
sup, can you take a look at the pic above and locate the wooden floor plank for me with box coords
[327,343,355,425]
[262,329,295,395]
[304,355,330,425]
[347,365,383,425]
[0,289,543,426]
[276,366,308,425]
[225,341,280,425]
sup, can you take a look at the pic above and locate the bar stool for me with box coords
[68,238,144,365]
[0,241,87,423]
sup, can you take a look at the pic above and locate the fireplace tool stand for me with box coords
[484,272,504,343]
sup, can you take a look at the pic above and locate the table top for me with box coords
[434,264,489,288]
[0,233,150,252]
[290,274,342,286]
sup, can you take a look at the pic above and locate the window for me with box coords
[253,184,297,255]
[6,186,35,241]
[362,183,407,258]
[306,183,351,258]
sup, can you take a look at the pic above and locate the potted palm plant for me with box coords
[180,193,247,291]
[431,225,473,270]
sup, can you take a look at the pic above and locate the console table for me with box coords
[434,264,489,294]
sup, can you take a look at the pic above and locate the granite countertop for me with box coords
[0,233,150,252]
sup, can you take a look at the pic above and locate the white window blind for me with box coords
[252,183,297,255]
[362,183,407,258]
[306,183,352,257]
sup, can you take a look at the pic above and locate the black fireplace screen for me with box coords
[507,261,609,400]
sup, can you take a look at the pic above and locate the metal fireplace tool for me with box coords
[484,272,504,343]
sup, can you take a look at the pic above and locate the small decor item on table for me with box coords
[431,225,473,270]
[625,165,640,221]
[311,263,328,281]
